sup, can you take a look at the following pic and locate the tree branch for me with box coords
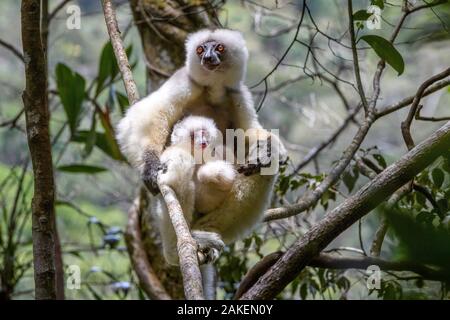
[401,68,450,151]
[101,0,139,105]
[158,181,204,300]
[101,0,204,300]
[309,253,449,282]
[264,110,376,221]
[124,187,171,300]
[291,104,362,174]
[48,0,71,22]
[376,78,450,118]
[347,0,369,113]
[243,121,450,299]
[0,38,25,63]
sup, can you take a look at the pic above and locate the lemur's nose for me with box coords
[203,54,213,63]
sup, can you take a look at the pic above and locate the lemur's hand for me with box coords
[237,135,288,176]
[142,150,166,195]
[192,230,225,264]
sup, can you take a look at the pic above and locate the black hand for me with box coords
[237,137,272,176]
[142,150,166,195]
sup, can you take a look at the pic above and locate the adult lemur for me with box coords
[117,28,285,266]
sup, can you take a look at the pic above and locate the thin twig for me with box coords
[347,0,369,113]
[0,38,25,63]
[401,68,450,151]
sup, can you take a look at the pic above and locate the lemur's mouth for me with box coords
[201,61,220,71]
[200,142,208,149]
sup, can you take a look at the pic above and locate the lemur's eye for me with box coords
[196,46,204,55]
[216,44,225,53]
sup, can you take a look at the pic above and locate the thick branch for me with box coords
[243,121,450,299]
[21,0,56,300]
[124,187,171,300]
[158,181,204,300]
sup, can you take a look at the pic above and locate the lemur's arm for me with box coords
[230,85,287,176]
[116,68,202,193]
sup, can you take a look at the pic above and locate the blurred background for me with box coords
[0,0,449,300]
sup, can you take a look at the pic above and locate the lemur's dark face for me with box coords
[195,40,226,71]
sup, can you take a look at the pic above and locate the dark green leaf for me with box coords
[116,91,129,115]
[57,164,107,174]
[372,154,387,169]
[96,42,119,97]
[431,168,444,188]
[72,131,125,161]
[55,63,86,135]
[353,10,372,21]
[84,111,97,158]
[343,169,358,192]
[437,199,448,214]
[371,0,384,9]
[360,35,404,75]
[299,283,308,300]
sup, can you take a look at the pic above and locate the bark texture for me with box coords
[21,0,57,300]
[158,182,204,300]
[242,121,450,299]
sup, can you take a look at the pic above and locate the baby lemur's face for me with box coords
[191,128,212,150]
[171,116,220,154]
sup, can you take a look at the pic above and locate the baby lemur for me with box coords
[155,115,236,266]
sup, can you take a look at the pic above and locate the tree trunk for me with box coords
[21,0,57,300]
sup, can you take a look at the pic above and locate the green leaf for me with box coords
[55,63,86,135]
[96,43,134,97]
[372,154,387,169]
[360,35,405,75]
[343,170,356,192]
[57,164,107,174]
[299,283,308,300]
[371,0,384,9]
[116,91,129,115]
[353,10,372,21]
[84,111,97,158]
[431,168,444,188]
[96,42,119,97]
[72,131,125,161]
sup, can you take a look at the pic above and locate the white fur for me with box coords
[115,29,285,271]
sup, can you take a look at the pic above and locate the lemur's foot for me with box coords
[192,230,225,264]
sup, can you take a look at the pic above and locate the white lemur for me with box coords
[156,115,236,266]
[117,28,286,267]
